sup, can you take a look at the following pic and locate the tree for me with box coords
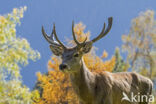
[0,7,40,104]
[122,10,156,80]
[122,10,156,104]
[113,47,129,72]
[34,22,116,104]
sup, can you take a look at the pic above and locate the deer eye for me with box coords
[74,53,79,57]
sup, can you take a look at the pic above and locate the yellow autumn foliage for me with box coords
[35,22,116,104]
[0,7,40,104]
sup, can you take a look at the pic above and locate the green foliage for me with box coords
[0,7,40,104]
[113,47,129,72]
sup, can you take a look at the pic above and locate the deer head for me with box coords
[42,17,113,72]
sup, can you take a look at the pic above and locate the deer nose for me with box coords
[59,64,67,70]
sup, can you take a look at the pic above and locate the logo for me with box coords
[122,92,131,102]
[122,92,154,103]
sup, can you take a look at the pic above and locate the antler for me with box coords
[42,24,67,49]
[71,17,112,47]
[72,21,87,46]
[91,17,113,43]
[52,23,67,48]
[42,17,112,49]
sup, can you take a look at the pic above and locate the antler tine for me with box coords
[91,23,106,43]
[91,17,113,43]
[72,21,87,46]
[72,21,81,45]
[52,23,67,49]
[42,26,61,46]
[50,28,55,41]
[83,36,87,44]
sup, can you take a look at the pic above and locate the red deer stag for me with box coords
[42,17,153,104]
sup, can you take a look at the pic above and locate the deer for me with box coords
[42,17,153,104]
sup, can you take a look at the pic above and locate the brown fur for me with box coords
[69,58,153,104]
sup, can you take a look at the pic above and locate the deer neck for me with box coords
[69,57,95,98]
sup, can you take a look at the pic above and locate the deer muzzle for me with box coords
[59,64,68,71]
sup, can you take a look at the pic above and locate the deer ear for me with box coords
[49,45,63,56]
[82,42,92,53]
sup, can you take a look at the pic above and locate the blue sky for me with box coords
[0,0,155,89]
